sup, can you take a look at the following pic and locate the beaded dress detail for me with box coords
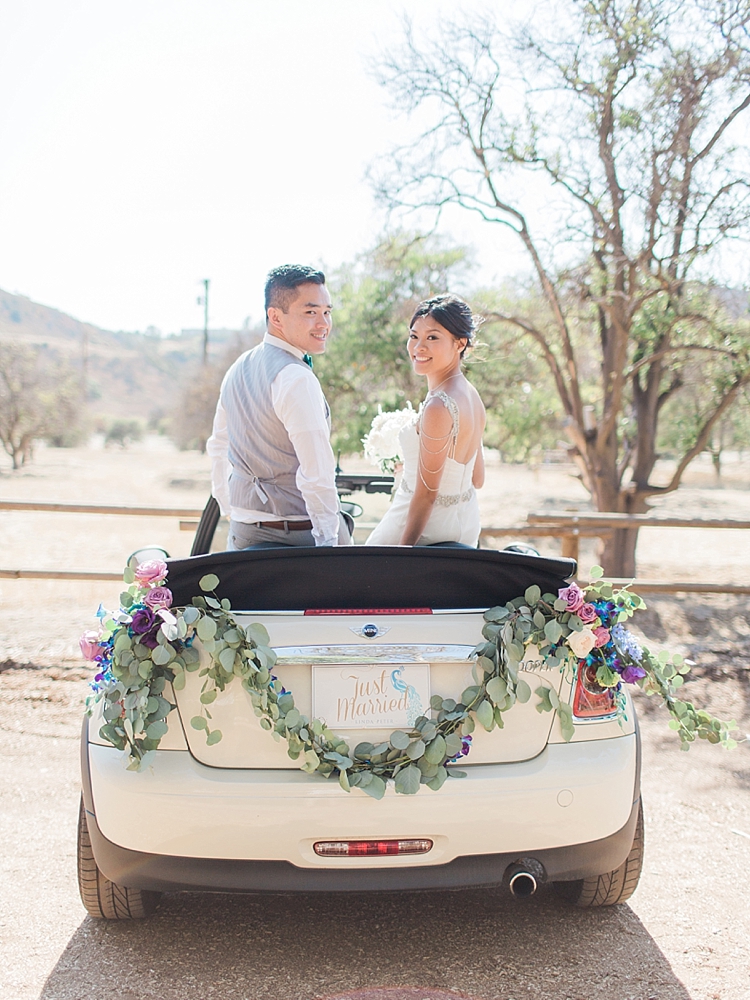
[365,390,481,547]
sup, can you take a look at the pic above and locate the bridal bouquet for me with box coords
[362,403,416,473]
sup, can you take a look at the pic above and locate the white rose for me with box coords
[567,627,596,658]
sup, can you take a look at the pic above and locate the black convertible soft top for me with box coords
[166,546,576,612]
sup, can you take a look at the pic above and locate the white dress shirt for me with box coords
[206,334,341,546]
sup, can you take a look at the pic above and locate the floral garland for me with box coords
[82,562,739,792]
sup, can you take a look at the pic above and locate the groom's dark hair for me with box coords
[264,264,326,317]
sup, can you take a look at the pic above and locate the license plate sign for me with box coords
[312,663,431,730]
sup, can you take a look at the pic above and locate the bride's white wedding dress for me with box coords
[365,391,481,547]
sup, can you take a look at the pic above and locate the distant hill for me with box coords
[0,288,261,423]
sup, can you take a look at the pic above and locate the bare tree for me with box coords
[374,0,750,575]
[0,345,84,469]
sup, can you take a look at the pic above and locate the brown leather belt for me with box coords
[253,519,313,531]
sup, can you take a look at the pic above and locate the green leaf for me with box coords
[284,708,301,729]
[190,715,208,731]
[476,699,495,731]
[390,730,410,751]
[406,739,426,760]
[338,768,351,792]
[461,715,475,736]
[589,565,604,579]
[218,646,236,673]
[360,774,386,799]
[524,584,541,606]
[423,734,446,764]
[461,685,480,706]
[302,748,320,772]
[544,619,563,644]
[244,623,271,646]
[206,729,223,746]
[515,678,532,703]
[486,676,508,705]
[426,766,448,791]
[200,689,217,705]
[151,644,172,665]
[146,720,168,740]
[199,573,220,592]
[182,606,200,625]
[394,765,421,795]
[196,616,217,641]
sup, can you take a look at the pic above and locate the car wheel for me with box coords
[554,802,644,907]
[77,798,161,919]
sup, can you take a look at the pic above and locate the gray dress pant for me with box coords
[228,513,352,550]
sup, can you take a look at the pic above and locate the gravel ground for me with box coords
[1,441,749,999]
[0,658,748,1000]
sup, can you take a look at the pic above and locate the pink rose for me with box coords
[144,586,173,610]
[593,626,611,648]
[578,603,598,624]
[134,559,168,587]
[558,583,585,613]
[80,629,103,661]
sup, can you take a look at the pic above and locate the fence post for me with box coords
[561,532,579,563]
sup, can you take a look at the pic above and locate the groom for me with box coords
[207,264,351,549]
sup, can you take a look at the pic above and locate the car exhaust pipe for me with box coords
[506,859,545,898]
[508,868,537,898]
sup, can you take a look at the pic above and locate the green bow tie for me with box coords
[302,354,313,368]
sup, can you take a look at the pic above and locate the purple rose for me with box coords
[130,608,156,634]
[578,603,598,624]
[558,584,585,613]
[144,586,173,610]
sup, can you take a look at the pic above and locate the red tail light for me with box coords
[313,839,433,857]
[573,662,617,718]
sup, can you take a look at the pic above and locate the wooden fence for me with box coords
[1,500,748,594]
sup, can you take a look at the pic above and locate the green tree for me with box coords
[0,345,84,469]
[375,0,750,575]
[319,233,472,456]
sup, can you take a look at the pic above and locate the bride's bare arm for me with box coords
[472,442,485,489]
[399,398,453,545]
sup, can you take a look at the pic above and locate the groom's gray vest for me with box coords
[223,342,330,517]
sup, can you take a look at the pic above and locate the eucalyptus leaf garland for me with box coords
[83,563,739,791]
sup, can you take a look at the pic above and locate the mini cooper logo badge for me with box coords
[351,623,390,639]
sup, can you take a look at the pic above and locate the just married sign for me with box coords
[312,664,431,730]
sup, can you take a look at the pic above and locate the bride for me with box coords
[366,294,486,547]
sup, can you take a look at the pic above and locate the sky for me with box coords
[0,0,532,335]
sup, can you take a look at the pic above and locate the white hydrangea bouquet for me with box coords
[362,403,417,474]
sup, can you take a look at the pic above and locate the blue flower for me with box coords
[611,624,643,662]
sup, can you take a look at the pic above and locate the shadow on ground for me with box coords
[40,886,689,1000]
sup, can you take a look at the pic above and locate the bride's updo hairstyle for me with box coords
[410,294,478,357]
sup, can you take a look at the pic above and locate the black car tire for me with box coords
[554,802,644,907]
[77,798,161,919]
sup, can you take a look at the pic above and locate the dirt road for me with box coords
[1,441,749,999]
[1,661,748,1000]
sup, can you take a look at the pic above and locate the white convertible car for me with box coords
[78,504,642,919]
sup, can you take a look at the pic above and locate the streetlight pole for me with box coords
[201,278,210,364]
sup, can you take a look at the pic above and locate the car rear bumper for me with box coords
[82,717,640,892]
[83,795,641,892]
